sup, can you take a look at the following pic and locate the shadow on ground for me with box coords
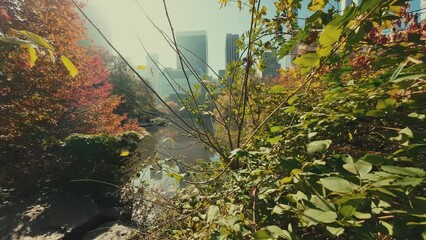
[0,191,133,240]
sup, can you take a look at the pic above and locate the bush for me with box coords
[58,131,146,204]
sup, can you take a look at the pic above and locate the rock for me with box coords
[81,222,134,240]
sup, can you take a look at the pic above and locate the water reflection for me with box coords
[132,164,181,196]
[133,118,216,191]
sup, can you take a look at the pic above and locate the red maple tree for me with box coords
[0,0,139,186]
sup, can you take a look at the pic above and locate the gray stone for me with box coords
[81,222,134,240]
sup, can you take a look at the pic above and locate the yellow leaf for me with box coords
[237,0,242,9]
[219,0,229,8]
[291,169,303,175]
[28,46,37,68]
[308,0,327,12]
[389,5,402,15]
[382,20,392,29]
[137,65,147,70]
[259,6,268,15]
[120,150,130,157]
[61,55,78,77]
[280,177,293,184]
[19,30,54,51]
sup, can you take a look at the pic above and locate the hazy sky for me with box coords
[83,0,424,75]
[84,0,254,75]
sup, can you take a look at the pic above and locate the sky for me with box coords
[83,0,425,76]
[84,0,254,75]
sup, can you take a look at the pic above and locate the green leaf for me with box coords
[390,60,408,81]
[408,112,425,121]
[376,98,396,110]
[326,226,344,236]
[353,211,372,219]
[395,177,423,187]
[407,221,426,226]
[320,177,354,193]
[302,209,337,226]
[342,154,354,164]
[253,229,272,239]
[359,0,381,13]
[361,154,388,165]
[293,53,320,68]
[18,30,54,51]
[61,55,78,77]
[318,23,342,57]
[339,201,358,218]
[308,132,318,139]
[306,140,332,154]
[391,74,426,83]
[267,136,282,145]
[270,126,285,133]
[365,110,386,117]
[207,205,220,223]
[269,85,285,94]
[380,221,394,235]
[399,127,413,138]
[310,195,335,212]
[343,160,372,177]
[334,193,365,205]
[265,225,285,238]
[272,204,291,215]
[28,46,37,68]
[381,166,425,177]
[288,95,298,105]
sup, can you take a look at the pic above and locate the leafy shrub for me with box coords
[133,1,426,239]
[59,131,145,204]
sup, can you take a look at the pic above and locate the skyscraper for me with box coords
[146,54,161,94]
[262,51,281,79]
[225,34,239,66]
[175,31,208,75]
[421,0,426,21]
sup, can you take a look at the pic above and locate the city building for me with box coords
[218,69,226,79]
[262,51,281,79]
[175,31,208,75]
[421,0,426,21]
[225,34,239,66]
[224,33,239,85]
[155,68,202,99]
[145,53,161,94]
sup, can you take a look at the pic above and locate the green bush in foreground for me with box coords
[132,1,426,239]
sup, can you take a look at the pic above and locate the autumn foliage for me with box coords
[0,0,138,187]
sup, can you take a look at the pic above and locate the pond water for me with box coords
[132,117,218,192]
